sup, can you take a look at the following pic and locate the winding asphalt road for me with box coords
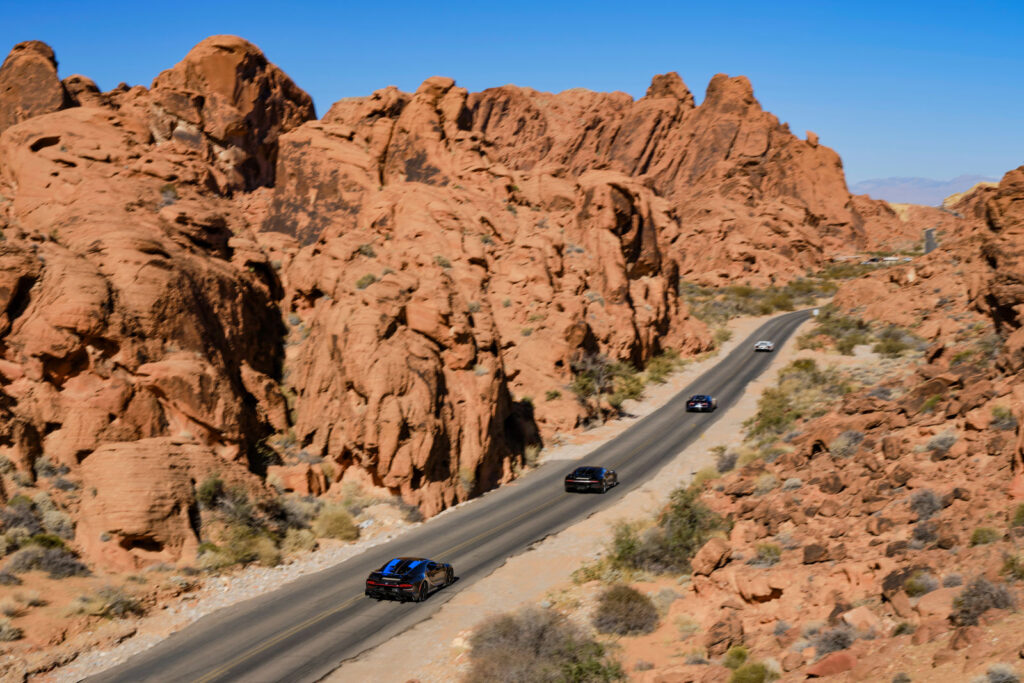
[92,309,811,683]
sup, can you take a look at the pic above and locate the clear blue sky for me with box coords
[3,0,1021,183]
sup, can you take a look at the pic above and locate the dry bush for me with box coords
[282,528,317,555]
[311,505,359,541]
[952,577,1015,626]
[0,617,23,641]
[466,606,623,682]
[592,585,659,636]
[909,490,943,521]
[814,625,854,657]
[71,586,143,618]
[6,546,89,578]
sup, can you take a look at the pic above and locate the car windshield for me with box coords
[572,467,601,478]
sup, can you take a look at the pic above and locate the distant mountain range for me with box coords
[850,174,997,206]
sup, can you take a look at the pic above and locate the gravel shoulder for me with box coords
[327,313,818,682]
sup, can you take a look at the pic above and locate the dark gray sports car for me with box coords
[364,557,454,602]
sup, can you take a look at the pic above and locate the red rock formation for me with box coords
[0,41,70,133]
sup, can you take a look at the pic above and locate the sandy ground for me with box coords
[327,313,819,682]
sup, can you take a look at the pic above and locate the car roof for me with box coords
[572,465,605,474]
[379,557,431,573]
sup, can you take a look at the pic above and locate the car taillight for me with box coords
[397,583,412,588]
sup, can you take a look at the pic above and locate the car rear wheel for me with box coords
[416,582,428,602]
[445,568,454,586]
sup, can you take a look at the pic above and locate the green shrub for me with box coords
[1012,504,1024,528]
[1002,554,1024,582]
[992,406,1018,431]
[467,607,624,682]
[714,328,733,346]
[904,571,938,597]
[196,475,225,509]
[951,577,1014,626]
[750,543,782,567]
[434,255,452,269]
[608,485,727,574]
[971,527,1001,546]
[592,585,659,635]
[920,395,942,413]
[311,505,359,541]
[645,351,679,384]
[730,661,778,683]
[357,243,376,257]
[545,390,561,401]
[723,645,749,670]
[355,274,377,289]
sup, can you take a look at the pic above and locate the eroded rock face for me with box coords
[0,41,70,134]
[0,36,970,571]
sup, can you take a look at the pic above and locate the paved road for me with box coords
[92,309,811,683]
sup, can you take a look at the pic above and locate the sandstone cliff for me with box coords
[0,36,956,572]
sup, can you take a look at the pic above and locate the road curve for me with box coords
[91,309,811,683]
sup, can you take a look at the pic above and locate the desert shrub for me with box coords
[714,328,733,346]
[0,617,23,641]
[545,390,561,401]
[524,444,542,467]
[754,474,778,496]
[904,571,938,597]
[892,622,916,637]
[219,487,257,527]
[782,477,803,491]
[729,661,778,683]
[281,528,317,555]
[72,585,144,618]
[434,255,452,268]
[18,591,44,607]
[943,573,964,587]
[356,243,376,257]
[0,503,43,536]
[750,543,782,567]
[6,546,89,578]
[609,485,727,574]
[951,577,1015,626]
[892,674,912,683]
[992,406,1018,432]
[723,645,749,670]
[982,664,1020,683]
[745,359,849,440]
[927,431,957,457]
[0,598,23,617]
[971,527,1001,546]
[42,510,74,539]
[910,490,943,521]
[814,625,854,657]
[872,326,921,357]
[355,273,377,289]
[311,505,359,541]
[829,430,864,458]
[1012,504,1024,529]
[921,394,943,413]
[645,352,679,384]
[33,456,63,479]
[0,455,11,474]
[26,533,66,549]
[1002,555,1024,582]
[716,448,739,474]
[691,467,720,490]
[773,620,792,636]
[467,607,623,682]
[912,521,938,545]
[593,585,659,636]
[0,571,21,586]
[196,475,225,509]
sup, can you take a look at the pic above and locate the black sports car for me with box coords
[564,466,618,493]
[686,394,718,412]
[365,557,454,602]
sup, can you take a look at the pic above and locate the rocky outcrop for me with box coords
[0,41,70,134]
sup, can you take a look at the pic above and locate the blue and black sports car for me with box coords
[364,557,454,602]
[564,466,618,493]
[685,394,718,412]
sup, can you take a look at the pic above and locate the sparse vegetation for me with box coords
[951,577,1014,626]
[311,504,359,541]
[714,446,738,473]
[971,527,1001,546]
[71,585,144,618]
[355,273,377,289]
[466,607,624,682]
[904,571,938,597]
[910,490,943,521]
[678,278,834,327]
[434,255,452,269]
[981,664,1021,683]
[814,625,855,657]
[992,406,1018,432]
[606,484,727,574]
[750,543,782,567]
[927,431,957,458]
[745,359,850,441]
[723,645,749,670]
[592,585,659,635]
[0,617,23,641]
[829,430,864,458]
[545,390,561,401]
[729,661,778,683]
[6,546,90,578]
[357,243,376,257]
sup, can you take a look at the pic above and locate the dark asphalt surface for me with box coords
[91,309,811,683]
